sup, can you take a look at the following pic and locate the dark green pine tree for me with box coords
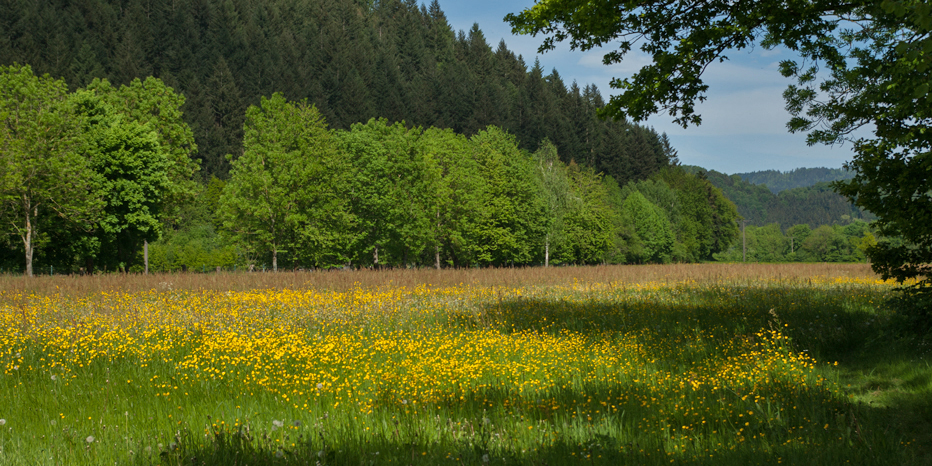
[161,3,201,85]
[181,75,215,173]
[562,81,590,164]
[37,4,74,81]
[542,69,573,156]
[70,40,105,89]
[318,0,376,129]
[390,0,432,126]
[0,0,20,61]
[462,24,502,133]
[370,3,408,125]
[425,0,455,64]
[236,7,276,99]
[422,3,458,127]
[520,58,551,150]
[204,56,245,178]
[112,28,151,85]
[11,4,46,76]
[434,32,474,133]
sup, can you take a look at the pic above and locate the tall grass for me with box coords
[0,264,927,465]
[0,262,878,294]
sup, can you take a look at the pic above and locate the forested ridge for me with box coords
[0,0,673,184]
[734,167,855,194]
[1,0,746,274]
[685,166,876,229]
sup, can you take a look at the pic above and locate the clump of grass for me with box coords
[0,265,927,465]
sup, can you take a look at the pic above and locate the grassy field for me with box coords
[0,264,929,465]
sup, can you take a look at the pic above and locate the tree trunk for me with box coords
[545,235,550,267]
[435,212,442,270]
[24,213,33,278]
[272,247,278,272]
[373,245,379,266]
[144,240,149,274]
[22,196,36,278]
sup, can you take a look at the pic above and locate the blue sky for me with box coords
[435,0,860,175]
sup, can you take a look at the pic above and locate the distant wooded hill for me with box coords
[683,166,875,229]
[733,167,855,194]
[0,0,673,184]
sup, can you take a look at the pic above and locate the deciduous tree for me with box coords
[219,93,352,271]
[0,65,101,276]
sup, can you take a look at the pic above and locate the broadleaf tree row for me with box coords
[0,66,739,273]
[219,93,739,270]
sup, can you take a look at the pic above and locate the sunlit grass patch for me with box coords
[0,266,927,465]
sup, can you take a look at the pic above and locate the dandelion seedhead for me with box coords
[85,436,95,443]
[0,419,6,426]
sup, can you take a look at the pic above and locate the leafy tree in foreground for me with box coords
[72,76,199,272]
[0,64,101,276]
[74,94,168,271]
[219,93,352,271]
[507,1,931,289]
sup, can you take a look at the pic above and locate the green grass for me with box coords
[0,272,929,465]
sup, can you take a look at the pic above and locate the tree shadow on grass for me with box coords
[465,283,931,463]
[145,418,901,466]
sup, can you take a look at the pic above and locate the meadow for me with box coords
[0,264,929,465]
